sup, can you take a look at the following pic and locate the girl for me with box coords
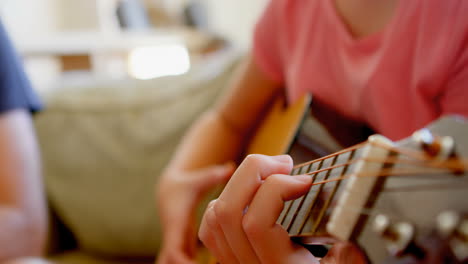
[157,0,468,263]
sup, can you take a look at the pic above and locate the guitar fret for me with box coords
[284,161,321,235]
[310,150,355,234]
[282,159,321,235]
[281,161,322,231]
[289,157,335,236]
[277,166,303,225]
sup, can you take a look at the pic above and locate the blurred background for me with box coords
[1,1,276,262]
[0,0,268,92]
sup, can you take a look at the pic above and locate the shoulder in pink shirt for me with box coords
[253,0,468,140]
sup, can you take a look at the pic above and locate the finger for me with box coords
[199,202,222,258]
[199,201,240,264]
[244,174,317,263]
[218,155,293,215]
[215,155,293,263]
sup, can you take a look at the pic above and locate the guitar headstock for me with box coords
[281,116,468,263]
[345,116,468,263]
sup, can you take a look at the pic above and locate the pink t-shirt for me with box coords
[253,0,468,140]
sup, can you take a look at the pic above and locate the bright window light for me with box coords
[128,44,190,80]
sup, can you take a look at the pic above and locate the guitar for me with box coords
[202,94,468,263]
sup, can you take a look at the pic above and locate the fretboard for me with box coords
[278,134,398,242]
[277,141,374,237]
[278,146,360,237]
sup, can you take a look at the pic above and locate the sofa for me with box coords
[34,51,240,264]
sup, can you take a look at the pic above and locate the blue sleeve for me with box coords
[0,20,42,113]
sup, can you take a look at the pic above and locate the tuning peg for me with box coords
[437,211,468,262]
[373,214,416,256]
[412,129,455,159]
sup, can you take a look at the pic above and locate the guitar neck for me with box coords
[280,133,403,242]
[278,141,367,239]
[278,116,468,263]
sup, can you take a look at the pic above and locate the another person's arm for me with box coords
[0,109,47,261]
[156,56,282,263]
[0,20,47,261]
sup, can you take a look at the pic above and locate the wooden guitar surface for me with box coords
[245,94,312,156]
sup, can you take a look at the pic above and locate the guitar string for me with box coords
[381,181,468,192]
[285,179,468,237]
[279,165,315,225]
[290,181,468,224]
[291,161,468,216]
[295,180,468,198]
[292,142,366,170]
[309,167,463,187]
[294,156,339,235]
[308,154,347,234]
[364,156,467,170]
[292,138,467,185]
[283,142,467,236]
[279,165,310,226]
[290,144,459,190]
[299,156,466,179]
[288,181,468,239]
[293,139,466,173]
[281,161,325,227]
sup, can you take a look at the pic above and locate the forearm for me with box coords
[156,109,246,262]
[0,110,47,261]
[166,57,280,172]
[165,109,247,172]
[155,56,282,263]
[0,207,45,261]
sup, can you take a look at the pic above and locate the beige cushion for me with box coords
[35,54,239,257]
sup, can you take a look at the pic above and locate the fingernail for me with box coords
[273,155,292,164]
[294,175,312,184]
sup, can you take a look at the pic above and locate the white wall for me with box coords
[0,0,269,91]
[202,0,269,50]
[0,0,58,42]
[55,0,99,31]
[0,0,269,49]
[0,0,61,93]
[55,0,120,33]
